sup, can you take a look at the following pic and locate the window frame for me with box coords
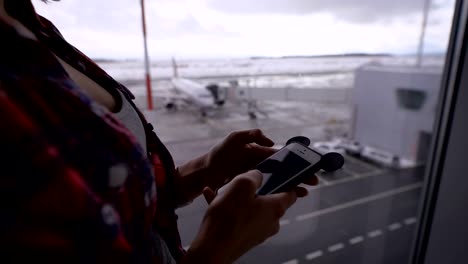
[411,0,468,263]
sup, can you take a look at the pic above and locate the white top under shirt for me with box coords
[112,90,177,264]
[113,89,147,154]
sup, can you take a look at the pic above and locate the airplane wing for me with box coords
[162,90,192,103]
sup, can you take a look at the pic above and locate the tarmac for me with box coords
[141,98,425,264]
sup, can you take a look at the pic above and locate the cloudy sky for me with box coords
[33,0,455,60]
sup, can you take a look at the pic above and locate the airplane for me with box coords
[164,58,226,117]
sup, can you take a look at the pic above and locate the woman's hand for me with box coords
[203,129,276,190]
[183,170,298,264]
[174,129,276,206]
[174,129,319,206]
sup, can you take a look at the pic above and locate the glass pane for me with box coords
[396,88,428,111]
[34,0,456,263]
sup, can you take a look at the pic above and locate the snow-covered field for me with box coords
[98,55,445,101]
[99,55,445,85]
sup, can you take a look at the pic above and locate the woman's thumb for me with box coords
[203,187,216,205]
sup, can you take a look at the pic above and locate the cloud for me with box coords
[32,0,455,59]
[207,0,447,23]
[154,14,231,37]
[176,15,205,33]
[35,0,142,33]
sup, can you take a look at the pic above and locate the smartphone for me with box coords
[256,142,322,195]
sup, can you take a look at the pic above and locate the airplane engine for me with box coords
[164,98,177,111]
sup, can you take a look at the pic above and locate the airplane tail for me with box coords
[171,57,179,78]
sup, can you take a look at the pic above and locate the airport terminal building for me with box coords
[352,64,443,165]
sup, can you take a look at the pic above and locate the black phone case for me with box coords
[272,159,322,194]
[257,142,324,195]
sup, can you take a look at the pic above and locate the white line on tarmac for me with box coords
[345,155,379,170]
[358,170,384,178]
[317,175,332,185]
[297,216,416,263]
[305,169,383,191]
[305,250,323,260]
[388,222,403,231]
[349,236,365,245]
[282,259,299,264]
[296,183,422,221]
[404,217,417,225]
[280,219,291,226]
[368,229,383,238]
[346,169,360,178]
[328,243,345,252]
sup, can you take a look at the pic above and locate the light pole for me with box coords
[416,0,431,67]
[140,0,153,110]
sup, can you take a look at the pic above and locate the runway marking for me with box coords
[404,217,417,225]
[295,216,417,264]
[280,219,291,226]
[328,243,345,252]
[305,169,383,191]
[317,176,332,185]
[345,156,378,171]
[282,259,298,264]
[388,222,402,231]
[305,250,323,260]
[358,169,384,178]
[296,183,422,221]
[349,236,365,245]
[368,229,383,238]
[345,169,359,178]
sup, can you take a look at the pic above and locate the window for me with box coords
[34,0,458,263]
[397,88,428,111]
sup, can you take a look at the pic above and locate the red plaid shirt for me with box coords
[0,1,184,263]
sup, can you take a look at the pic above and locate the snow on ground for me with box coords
[98,55,445,85]
[99,55,445,100]
[236,72,354,89]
